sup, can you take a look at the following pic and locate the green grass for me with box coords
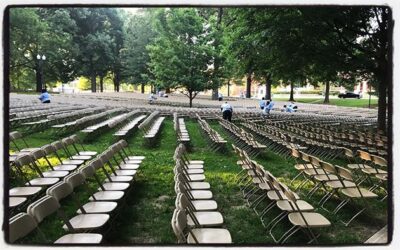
[10,118,387,245]
[273,98,378,108]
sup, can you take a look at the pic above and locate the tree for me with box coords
[121,9,156,93]
[148,8,213,107]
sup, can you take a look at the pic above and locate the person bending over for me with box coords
[221,101,233,122]
[39,89,51,103]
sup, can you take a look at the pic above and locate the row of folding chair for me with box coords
[114,114,147,138]
[233,145,331,244]
[138,111,165,145]
[9,139,145,244]
[196,114,226,152]
[172,143,232,244]
[173,113,190,145]
[80,111,133,137]
[290,148,380,226]
[219,119,266,157]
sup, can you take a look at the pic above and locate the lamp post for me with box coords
[36,54,46,90]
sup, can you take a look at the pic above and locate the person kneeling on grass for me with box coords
[221,101,233,122]
[39,89,51,103]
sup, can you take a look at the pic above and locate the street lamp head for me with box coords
[42,55,46,60]
[37,54,41,60]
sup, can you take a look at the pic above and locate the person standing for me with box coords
[38,89,51,103]
[221,101,233,122]
[218,92,223,101]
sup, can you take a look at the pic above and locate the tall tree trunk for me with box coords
[211,8,224,101]
[227,81,230,97]
[100,76,104,92]
[114,72,120,92]
[90,72,96,93]
[141,83,145,93]
[265,74,272,100]
[166,87,171,94]
[35,62,41,92]
[324,81,330,103]
[377,75,387,133]
[246,73,252,98]
[289,81,295,101]
[189,91,193,108]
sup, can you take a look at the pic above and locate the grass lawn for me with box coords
[9,118,387,245]
[273,97,379,108]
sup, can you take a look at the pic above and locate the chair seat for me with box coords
[63,214,110,231]
[341,187,378,198]
[191,200,218,211]
[187,212,224,227]
[267,190,299,201]
[10,186,42,196]
[347,164,371,170]
[294,164,314,170]
[125,156,145,161]
[325,180,356,189]
[288,212,331,228]
[26,178,59,186]
[189,160,204,164]
[104,176,133,182]
[89,191,125,201]
[190,190,213,200]
[9,197,27,208]
[77,151,97,156]
[53,165,78,171]
[71,155,92,161]
[276,200,314,212]
[313,174,339,182]
[55,233,103,244]
[258,183,273,190]
[186,164,203,169]
[20,148,40,153]
[112,170,137,176]
[63,159,84,165]
[187,228,232,244]
[187,174,206,182]
[77,202,118,214]
[361,168,387,174]
[187,169,204,174]
[118,164,140,170]
[189,182,210,190]
[303,168,326,176]
[375,174,387,181]
[98,182,130,191]
[42,171,69,178]
[125,160,142,164]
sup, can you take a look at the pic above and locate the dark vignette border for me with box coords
[2,3,394,247]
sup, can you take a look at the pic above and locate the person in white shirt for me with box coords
[148,93,157,104]
[218,92,223,101]
[221,101,233,122]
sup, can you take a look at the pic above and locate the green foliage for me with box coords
[147,8,214,106]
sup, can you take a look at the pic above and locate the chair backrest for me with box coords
[27,195,60,223]
[9,213,38,243]
[10,131,22,140]
[335,165,353,181]
[51,141,64,151]
[79,165,96,178]
[119,139,128,148]
[30,149,46,160]
[64,172,85,189]
[91,159,104,170]
[358,150,371,161]
[69,134,80,143]
[291,148,300,159]
[310,156,321,167]
[343,148,354,158]
[320,161,335,174]
[171,209,187,243]
[61,137,74,146]
[46,181,73,202]
[41,144,55,155]
[15,154,33,167]
[176,192,192,211]
[300,151,310,163]
[372,155,387,167]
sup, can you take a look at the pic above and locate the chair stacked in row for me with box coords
[172,143,232,244]
[113,114,147,138]
[290,148,379,226]
[196,114,226,152]
[81,110,137,137]
[9,131,40,156]
[52,108,125,135]
[233,145,331,244]
[9,139,145,244]
[9,134,97,214]
[19,107,103,133]
[219,119,266,157]
[173,113,190,145]
[138,111,165,145]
